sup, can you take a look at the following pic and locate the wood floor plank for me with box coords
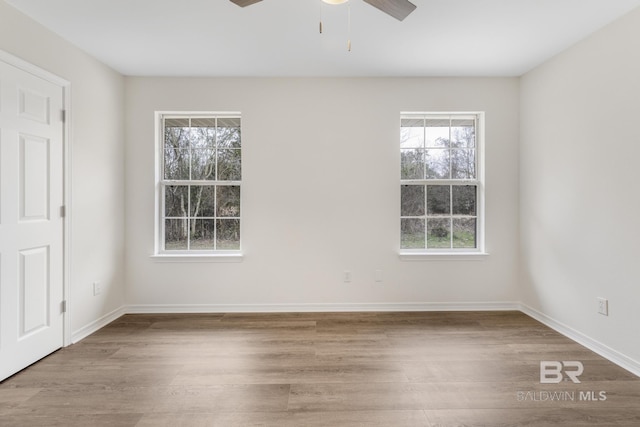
[136,410,430,426]
[400,359,538,383]
[0,413,144,427]
[170,357,409,385]
[3,363,184,388]
[6,384,291,417]
[424,408,640,427]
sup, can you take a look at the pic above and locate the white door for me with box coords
[0,57,65,381]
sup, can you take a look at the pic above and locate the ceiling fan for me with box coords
[230,0,417,21]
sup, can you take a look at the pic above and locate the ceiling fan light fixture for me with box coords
[322,0,349,4]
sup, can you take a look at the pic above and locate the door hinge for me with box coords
[61,300,67,313]
[61,109,66,123]
[60,206,66,218]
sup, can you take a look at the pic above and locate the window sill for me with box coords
[151,253,244,263]
[399,251,489,261]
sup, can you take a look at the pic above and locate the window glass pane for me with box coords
[164,121,190,150]
[451,118,475,148]
[427,185,450,215]
[165,117,190,127]
[427,218,451,248]
[191,148,216,180]
[190,186,215,217]
[165,186,189,217]
[165,219,188,250]
[425,149,450,179]
[401,185,425,216]
[218,149,241,181]
[217,219,241,250]
[451,149,476,179]
[452,185,476,216]
[218,117,241,128]
[190,117,216,128]
[217,118,241,149]
[425,118,450,147]
[453,218,476,248]
[164,148,190,180]
[400,119,424,148]
[189,125,215,150]
[401,218,425,249]
[190,219,215,250]
[401,149,424,180]
[217,186,241,217]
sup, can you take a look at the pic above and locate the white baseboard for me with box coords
[70,306,127,344]
[520,304,640,378]
[126,301,521,314]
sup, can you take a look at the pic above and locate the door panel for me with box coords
[20,133,50,221]
[19,246,50,337]
[0,57,64,382]
[18,87,50,124]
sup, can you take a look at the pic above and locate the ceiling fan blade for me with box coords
[229,0,262,7]
[362,0,417,21]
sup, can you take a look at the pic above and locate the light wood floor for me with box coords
[1,311,639,426]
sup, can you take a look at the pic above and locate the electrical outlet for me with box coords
[343,271,352,283]
[93,281,102,296]
[597,297,608,316]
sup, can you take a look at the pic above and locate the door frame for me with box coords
[0,49,71,347]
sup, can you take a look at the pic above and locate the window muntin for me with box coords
[159,114,241,253]
[400,114,482,252]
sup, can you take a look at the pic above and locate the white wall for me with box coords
[520,7,640,366]
[0,3,126,337]
[125,77,520,309]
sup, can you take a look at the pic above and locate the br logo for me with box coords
[540,361,584,384]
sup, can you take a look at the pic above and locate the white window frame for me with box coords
[399,112,487,260]
[152,111,243,261]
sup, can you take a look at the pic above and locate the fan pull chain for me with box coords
[347,3,351,51]
[319,0,352,51]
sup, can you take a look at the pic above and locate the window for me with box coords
[400,113,483,253]
[156,113,241,254]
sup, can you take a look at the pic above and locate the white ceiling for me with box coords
[5,0,640,77]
